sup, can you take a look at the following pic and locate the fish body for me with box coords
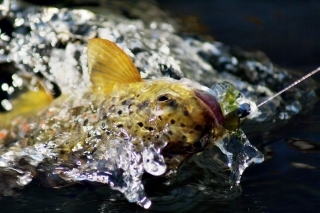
[0,38,246,208]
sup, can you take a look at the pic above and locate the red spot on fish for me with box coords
[20,121,30,133]
[47,111,53,117]
[0,130,8,139]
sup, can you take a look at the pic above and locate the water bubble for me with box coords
[142,146,167,176]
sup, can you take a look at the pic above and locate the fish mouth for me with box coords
[194,90,224,126]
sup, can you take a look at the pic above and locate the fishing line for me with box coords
[257,67,320,108]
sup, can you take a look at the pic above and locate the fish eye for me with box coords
[157,94,170,102]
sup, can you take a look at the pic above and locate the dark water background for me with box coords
[158,0,320,75]
[1,0,320,212]
[157,1,320,212]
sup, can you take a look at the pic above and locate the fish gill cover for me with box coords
[0,0,318,210]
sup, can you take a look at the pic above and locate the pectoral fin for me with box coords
[0,78,53,126]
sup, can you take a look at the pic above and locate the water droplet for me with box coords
[215,129,264,184]
[1,99,12,111]
[138,196,152,209]
[142,146,167,176]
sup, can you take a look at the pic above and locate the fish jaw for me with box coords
[194,89,225,126]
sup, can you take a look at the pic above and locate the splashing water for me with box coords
[215,129,264,185]
[0,101,263,209]
[59,138,153,208]
[143,146,167,176]
[0,77,265,209]
[0,2,271,209]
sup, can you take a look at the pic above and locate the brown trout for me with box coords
[0,38,251,208]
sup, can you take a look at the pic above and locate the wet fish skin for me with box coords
[0,38,237,207]
[0,78,225,164]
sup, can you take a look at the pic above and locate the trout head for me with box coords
[110,79,230,170]
[87,38,251,171]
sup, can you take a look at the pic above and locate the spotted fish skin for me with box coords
[2,79,224,162]
[0,38,231,208]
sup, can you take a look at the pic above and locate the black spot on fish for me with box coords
[122,100,128,105]
[168,130,173,135]
[182,135,187,140]
[137,101,149,110]
[148,127,154,131]
[101,112,107,120]
[168,99,178,108]
[117,124,123,128]
[83,119,88,126]
[180,123,185,127]
[183,109,189,116]
[59,150,67,155]
[194,125,203,131]
[170,119,175,124]
[137,122,143,127]
[118,110,122,115]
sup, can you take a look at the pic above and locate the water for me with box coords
[1,101,319,212]
[239,100,320,213]
[1,1,320,212]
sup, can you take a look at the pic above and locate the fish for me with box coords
[0,38,254,208]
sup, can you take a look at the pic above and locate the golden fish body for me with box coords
[0,78,225,170]
[0,38,245,208]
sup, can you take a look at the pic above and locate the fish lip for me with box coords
[194,90,224,126]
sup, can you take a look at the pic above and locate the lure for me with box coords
[0,38,318,208]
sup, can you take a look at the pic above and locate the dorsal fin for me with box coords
[0,78,53,126]
[87,38,143,94]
